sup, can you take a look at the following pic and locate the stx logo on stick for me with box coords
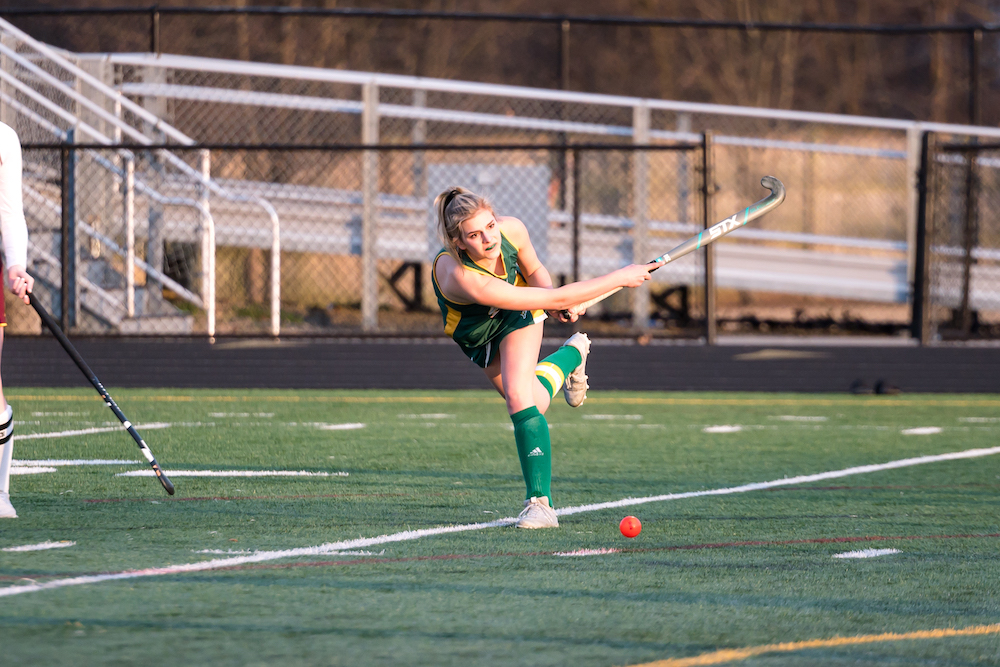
[708,213,742,240]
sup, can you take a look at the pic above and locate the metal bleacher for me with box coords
[4,14,1000,336]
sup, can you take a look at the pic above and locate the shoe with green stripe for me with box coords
[562,332,591,408]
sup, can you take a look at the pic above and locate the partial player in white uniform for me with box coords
[0,121,35,519]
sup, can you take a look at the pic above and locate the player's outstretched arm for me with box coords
[442,258,662,313]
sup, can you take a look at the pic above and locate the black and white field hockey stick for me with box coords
[28,293,175,495]
[566,176,786,314]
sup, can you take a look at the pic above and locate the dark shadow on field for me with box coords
[1,561,993,636]
[8,559,988,619]
[0,613,703,654]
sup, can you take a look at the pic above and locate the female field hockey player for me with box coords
[0,121,35,519]
[432,187,660,528]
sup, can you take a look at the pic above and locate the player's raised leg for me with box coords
[534,332,590,408]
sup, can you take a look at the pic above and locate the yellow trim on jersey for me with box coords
[443,305,462,337]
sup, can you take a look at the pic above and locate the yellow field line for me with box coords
[627,623,1000,667]
[7,393,1000,407]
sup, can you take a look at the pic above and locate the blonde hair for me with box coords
[434,186,493,261]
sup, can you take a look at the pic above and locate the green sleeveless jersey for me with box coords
[432,231,545,367]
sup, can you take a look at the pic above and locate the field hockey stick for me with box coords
[27,293,175,495]
[565,175,786,314]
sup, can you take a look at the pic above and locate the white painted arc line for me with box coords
[116,470,348,478]
[13,459,138,467]
[14,423,171,440]
[556,446,1000,517]
[2,541,76,552]
[3,444,1000,599]
[0,518,517,598]
[558,446,1000,516]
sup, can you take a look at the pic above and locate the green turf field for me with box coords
[2,389,999,666]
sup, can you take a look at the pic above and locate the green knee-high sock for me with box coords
[534,345,583,399]
[511,406,552,503]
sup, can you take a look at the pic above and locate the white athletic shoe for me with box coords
[516,496,558,529]
[563,332,591,408]
[0,492,16,519]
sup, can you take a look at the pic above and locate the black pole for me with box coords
[560,19,571,90]
[959,141,979,336]
[702,132,716,345]
[571,147,580,283]
[59,131,75,332]
[970,28,982,125]
[911,131,935,344]
[150,4,160,55]
[554,20,571,211]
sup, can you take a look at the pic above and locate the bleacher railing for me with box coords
[6,17,1000,340]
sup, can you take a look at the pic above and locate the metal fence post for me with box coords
[412,89,426,198]
[124,155,135,318]
[361,80,379,332]
[905,125,921,288]
[911,131,935,344]
[702,131,716,344]
[60,129,76,331]
[150,5,160,55]
[959,139,980,336]
[199,149,215,340]
[571,147,580,283]
[631,103,650,332]
[970,28,982,126]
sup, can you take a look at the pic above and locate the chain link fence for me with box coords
[923,133,1000,340]
[6,15,1000,340]
[17,143,716,338]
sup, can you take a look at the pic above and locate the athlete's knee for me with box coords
[504,387,535,413]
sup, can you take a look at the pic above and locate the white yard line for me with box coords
[582,415,643,421]
[703,425,743,433]
[397,414,454,419]
[117,470,349,478]
[833,548,901,559]
[2,541,76,552]
[9,467,57,475]
[14,423,171,440]
[3,444,1000,598]
[902,427,943,435]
